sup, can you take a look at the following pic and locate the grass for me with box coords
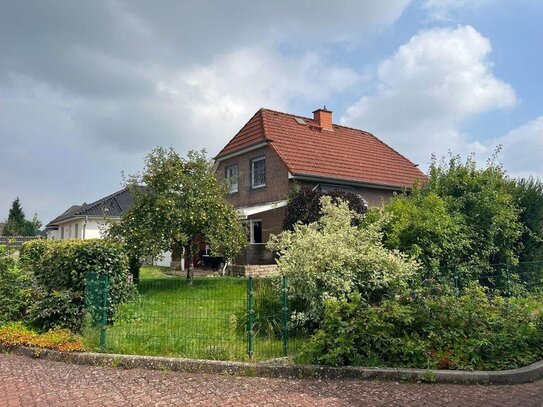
[84,266,302,361]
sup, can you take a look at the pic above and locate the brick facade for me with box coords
[216,146,290,208]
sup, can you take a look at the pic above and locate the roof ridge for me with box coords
[262,107,421,170]
[75,186,128,215]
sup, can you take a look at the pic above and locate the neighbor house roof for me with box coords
[216,108,426,189]
[46,187,136,228]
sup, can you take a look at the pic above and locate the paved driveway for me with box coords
[1,353,542,406]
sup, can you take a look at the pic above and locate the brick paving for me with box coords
[1,354,543,406]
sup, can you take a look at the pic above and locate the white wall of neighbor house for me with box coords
[46,229,60,240]
[48,217,173,268]
[153,251,172,267]
[50,218,112,240]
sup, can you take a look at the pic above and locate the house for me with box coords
[45,188,173,268]
[214,107,426,274]
[45,187,135,240]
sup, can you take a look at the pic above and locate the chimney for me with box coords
[313,106,333,131]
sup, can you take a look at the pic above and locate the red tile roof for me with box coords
[217,108,426,189]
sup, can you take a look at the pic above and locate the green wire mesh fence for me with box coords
[83,272,297,362]
[83,261,543,362]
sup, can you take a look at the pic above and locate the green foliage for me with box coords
[283,187,367,231]
[426,153,522,266]
[375,153,523,277]
[377,191,468,273]
[511,177,543,262]
[0,245,32,323]
[19,239,135,332]
[2,198,42,236]
[268,197,419,328]
[109,147,246,283]
[302,285,543,370]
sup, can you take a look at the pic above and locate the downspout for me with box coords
[83,215,88,239]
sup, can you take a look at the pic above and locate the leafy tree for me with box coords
[24,214,42,236]
[371,152,523,281]
[283,187,367,230]
[110,147,246,284]
[376,191,469,274]
[426,153,522,267]
[511,177,543,262]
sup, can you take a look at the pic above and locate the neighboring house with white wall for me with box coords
[45,187,172,268]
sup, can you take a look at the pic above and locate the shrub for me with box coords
[301,285,543,370]
[0,322,84,352]
[376,192,470,273]
[19,239,135,332]
[511,177,543,263]
[269,197,419,328]
[426,153,522,267]
[0,245,33,323]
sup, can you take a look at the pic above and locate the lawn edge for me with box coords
[3,345,543,385]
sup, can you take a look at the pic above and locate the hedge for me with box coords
[19,239,135,332]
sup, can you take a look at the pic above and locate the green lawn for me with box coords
[84,266,299,361]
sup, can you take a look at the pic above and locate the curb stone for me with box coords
[3,345,543,385]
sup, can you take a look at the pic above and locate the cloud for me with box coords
[495,117,543,179]
[159,48,361,151]
[341,25,516,167]
[3,1,403,222]
[421,0,490,21]
[0,0,409,156]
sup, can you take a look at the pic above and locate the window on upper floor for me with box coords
[251,156,266,189]
[225,164,239,194]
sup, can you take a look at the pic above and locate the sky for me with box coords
[1,0,542,225]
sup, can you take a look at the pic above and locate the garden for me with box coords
[2,150,543,371]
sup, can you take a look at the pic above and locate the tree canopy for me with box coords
[110,147,246,284]
[2,198,42,236]
[373,153,524,278]
[283,187,367,231]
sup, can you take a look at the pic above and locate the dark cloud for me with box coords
[0,0,412,223]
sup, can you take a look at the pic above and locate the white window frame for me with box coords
[75,223,79,240]
[225,164,239,194]
[251,156,266,189]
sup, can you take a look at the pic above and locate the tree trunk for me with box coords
[129,256,141,285]
[186,241,193,285]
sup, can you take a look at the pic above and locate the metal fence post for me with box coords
[281,275,289,357]
[247,276,254,358]
[99,275,109,348]
[453,267,460,296]
[505,265,511,298]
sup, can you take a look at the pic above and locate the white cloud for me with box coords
[156,48,361,153]
[421,0,490,21]
[495,117,543,179]
[341,25,516,167]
